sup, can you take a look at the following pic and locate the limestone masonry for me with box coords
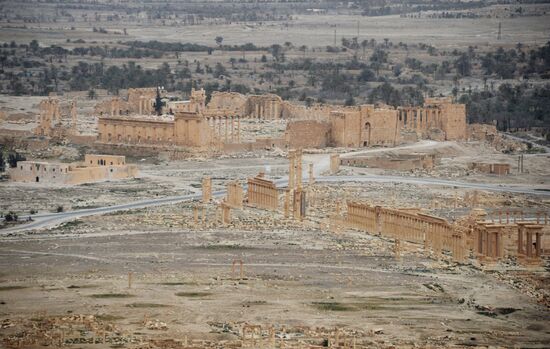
[87,88,468,151]
[9,154,137,185]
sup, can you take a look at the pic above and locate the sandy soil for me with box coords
[2,13,549,48]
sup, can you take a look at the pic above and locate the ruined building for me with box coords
[286,97,467,148]
[34,97,80,138]
[9,154,137,185]
[38,87,466,151]
[97,89,222,148]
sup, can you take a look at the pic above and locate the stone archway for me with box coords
[363,122,371,147]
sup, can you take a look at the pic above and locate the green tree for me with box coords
[154,87,163,116]
[29,39,39,53]
[454,53,471,77]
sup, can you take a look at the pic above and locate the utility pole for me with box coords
[334,29,337,46]
[357,20,360,38]
[497,22,502,40]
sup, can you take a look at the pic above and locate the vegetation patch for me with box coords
[67,284,97,289]
[243,300,267,307]
[89,293,134,299]
[0,285,27,291]
[175,292,212,298]
[159,281,194,286]
[196,244,249,250]
[311,302,356,312]
[126,303,168,308]
[58,220,85,230]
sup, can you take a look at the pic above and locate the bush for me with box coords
[5,211,18,222]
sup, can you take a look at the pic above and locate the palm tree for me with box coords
[361,40,368,57]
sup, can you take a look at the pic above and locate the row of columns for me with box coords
[516,222,543,260]
[250,100,280,120]
[398,107,441,131]
[138,96,153,115]
[344,201,467,262]
[110,97,123,117]
[346,202,378,233]
[226,181,243,209]
[475,223,505,261]
[246,174,278,211]
[207,115,241,144]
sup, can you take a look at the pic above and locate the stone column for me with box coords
[296,149,302,190]
[224,117,228,143]
[535,231,542,258]
[231,117,235,142]
[202,177,212,203]
[193,206,199,226]
[237,117,241,143]
[284,189,290,218]
[288,150,295,190]
[526,229,533,258]
[218,117,222,140]
[517,222,527,256]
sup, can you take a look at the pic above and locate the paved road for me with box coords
[502,133,550,154]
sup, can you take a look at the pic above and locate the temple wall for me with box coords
[173,112,213,147]
[207,92,247,115]
[440,103,467,140]
[285,120,331,148]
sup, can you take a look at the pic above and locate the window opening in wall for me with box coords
[35,176,39,182]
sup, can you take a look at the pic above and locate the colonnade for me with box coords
[110,97,123,117]
[206,115,241,143]
[474,223,505,260]
[397,107,441,131]
[247,175,278,210]
[138,96,153,115]
[226,181,243,209]
[516,223,544,260]
[344,202,467,262]
[490,209,525,224]
[248,100,281,120]
[346,202,378,233]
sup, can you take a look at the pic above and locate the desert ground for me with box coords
[1,141,549,347]
[0,1,549,348]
